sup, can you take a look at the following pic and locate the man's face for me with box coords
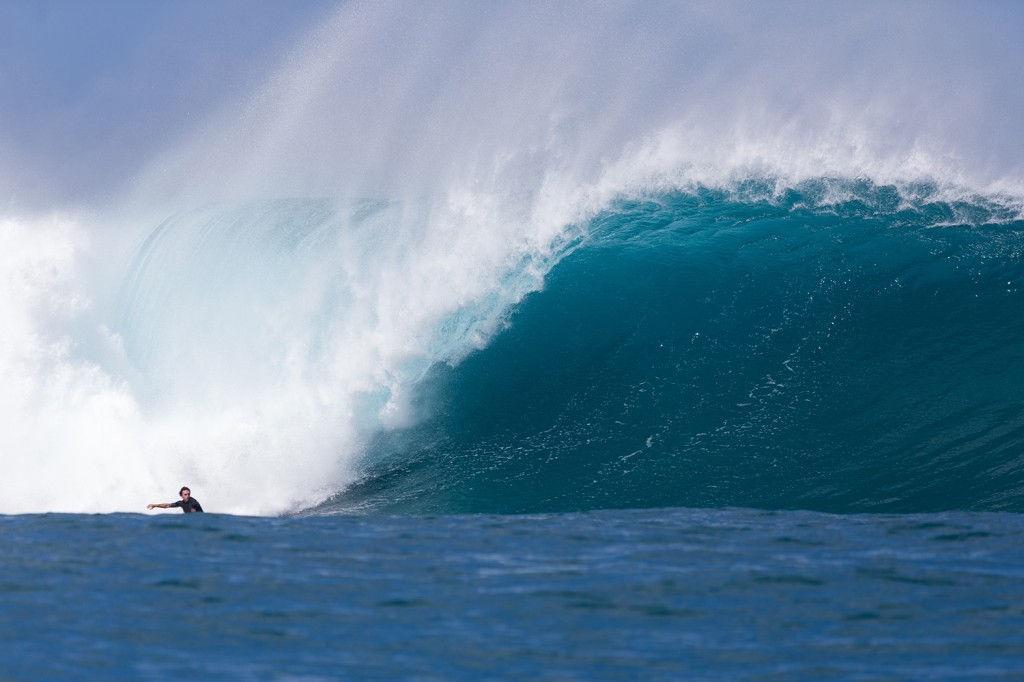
[181,490,190,499]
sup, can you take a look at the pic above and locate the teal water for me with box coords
[329,182,1024,515]
[4,508,1023,681]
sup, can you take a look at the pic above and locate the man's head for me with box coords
[179,487,191,498]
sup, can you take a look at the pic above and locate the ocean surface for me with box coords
[3,2,1024,680]
[5,508,1024,681]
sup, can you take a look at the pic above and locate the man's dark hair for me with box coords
[179,487,191,495]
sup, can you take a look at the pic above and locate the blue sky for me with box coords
[0,0,333,207]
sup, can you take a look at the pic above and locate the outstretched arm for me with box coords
[147,502,171,509]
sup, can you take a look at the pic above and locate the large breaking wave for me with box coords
[325,181,1024,514]
[1,1,1023,514]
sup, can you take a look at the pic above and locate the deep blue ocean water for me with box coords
[4,508,1024,681]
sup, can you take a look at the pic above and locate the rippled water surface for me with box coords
[4,508,1023,680]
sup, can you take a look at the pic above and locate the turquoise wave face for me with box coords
[325,181,1024,515]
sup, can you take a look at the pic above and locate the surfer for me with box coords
[147,486,204,513]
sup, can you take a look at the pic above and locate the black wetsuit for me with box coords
[169,498,204,513]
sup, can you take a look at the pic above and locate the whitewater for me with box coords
[2,0,1023,518]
